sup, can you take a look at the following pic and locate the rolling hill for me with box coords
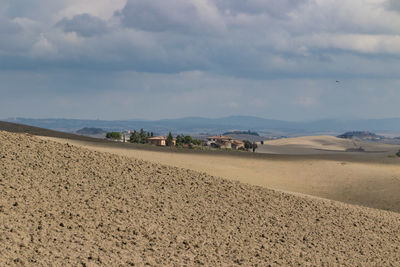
[6,116,400,135]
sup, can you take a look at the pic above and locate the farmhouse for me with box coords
[207,135,244,149]
[147,136,176,146]
[121,130,131,143]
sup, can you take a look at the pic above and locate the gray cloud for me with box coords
[116,0,225,34]
[386,0,400,11]
[1,0,400,120]
[117,0,197,32]
[56,13,108,37]
[214,0,308,17]
[0,18,21,34]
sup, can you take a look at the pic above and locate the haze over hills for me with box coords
[5,116,400,136]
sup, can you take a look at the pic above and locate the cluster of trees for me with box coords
[337,131,382,140]
[130,129,154,144]
[162,133,203,148]
[106,132,122,139]
[243,140,258,152]
[128,129,202,148]
[175,134,202,147]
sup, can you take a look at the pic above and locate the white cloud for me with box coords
[297,33,400,54]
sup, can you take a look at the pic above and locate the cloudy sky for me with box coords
[1,0,400,120]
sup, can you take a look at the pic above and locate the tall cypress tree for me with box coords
[166,132,174,147]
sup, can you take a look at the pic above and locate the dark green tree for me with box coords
[176,135,184,146]
[243,140,252,150]
[106,132,122,140]
[252,142,258,152]
[139,128,147,143]
[166,132,174,146]
[192,139,202,146]
[130,130,140,143]
[184,135,193,145]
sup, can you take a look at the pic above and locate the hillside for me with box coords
[7,116,400,135]
[1,131,399,265]
[76,127,106,136]
[263,135,357,151]
[0,121,103,142]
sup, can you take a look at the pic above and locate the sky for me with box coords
[1,0,400,121]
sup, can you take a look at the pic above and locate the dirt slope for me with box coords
[264,136,355,150]
[261,135,397,153]
[1,131,400,266]
[41,136,400,213]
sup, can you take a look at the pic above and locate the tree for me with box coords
[252,142,258,152]
[130,129,151,143]
[139,128,147,144]
[184,135,193,144]
[106,132,122,140]
[243,140,252,150]
[192,139,202,146]
[243,140,257,152]
[176,135,184,146]
[130,130,140,143]
[166,132,174,146]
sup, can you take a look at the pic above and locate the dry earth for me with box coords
[263,136,356,151]
[1,131,400,266]
[257,135,398,155]
[41,136,400,213]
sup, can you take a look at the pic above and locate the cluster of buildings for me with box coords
[145,135,245,149]
[111,132,245,150]
[206,135,245,149]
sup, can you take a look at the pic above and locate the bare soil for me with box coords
[42,136,400,213]
[1,131,400,266]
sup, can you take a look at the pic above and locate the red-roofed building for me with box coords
[207,135,244,149]
[147,136,176,146]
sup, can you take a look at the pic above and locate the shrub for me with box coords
[106,132,122,140]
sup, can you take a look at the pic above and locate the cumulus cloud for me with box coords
[1,0,400,76]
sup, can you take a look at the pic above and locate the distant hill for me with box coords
[223,130,260,136]
[337,131,383,140]
[6,116,400,135]
[76,127,106,136]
